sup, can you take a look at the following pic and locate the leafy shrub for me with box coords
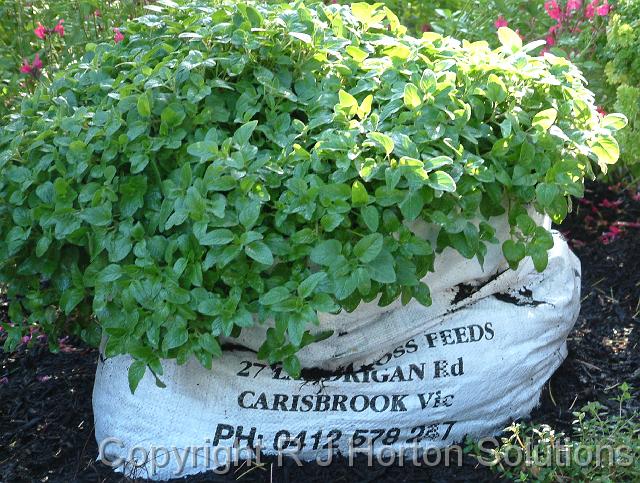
[468,384,640,482]
[0,1,626,390]
[605,0,640,178]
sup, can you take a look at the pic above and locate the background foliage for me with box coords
[0,0,146,117]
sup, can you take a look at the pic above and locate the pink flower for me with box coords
[566,0,582,12]
[494,15,508,28]
[34,22,47,40]
[19,54,43,77]
[632,192,640,202]
[549,23,562,34]
[31,53,43,71]
[596,0,611,15]
[585,0,598,18]
[113,28,125,43]
[599,198,622,209]
[53,19,64,37]
[20,59,32,74]
[546,34,556,46]
[600,224,622,244]
[544,0,563,20]
[421,23,432,32]
[94,9,102,17]
[596,106,607,116]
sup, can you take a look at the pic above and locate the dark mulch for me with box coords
[1,182,639,483]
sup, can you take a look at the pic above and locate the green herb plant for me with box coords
[0,0,626,391]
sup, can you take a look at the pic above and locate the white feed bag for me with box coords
[93,232,580,480]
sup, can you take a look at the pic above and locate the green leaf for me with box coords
[502,240,526,270]
[400,191,424,221]
[338,89,358,117]
[369,132,394,155]
[233,120,258,146]
[310,240,341,266]
[530,246,549,272]
[60,288,84,314]
[419,69,436,94]
[346,45,369,62]
[590,135,620,173]
[36,236,51,257]
[486,74,507,103]
[357,94,373,120]
[239,201,260,228]
[289,32,312,44]
[260,287,290,306]
[353,233,383,263]
[187,141,218,161]
[351,180,368,206]
[298,272,327,298]
[200,229,235,246]
[361,206,379,232]
[164,322,188,350]
[128,361,146,394]
[427,171,456,192]
[600,113,627,131]
[245,241,273,265]
[283,355,301,378]
[199,334,222,357]
[137,94,151,117]
[98,264,123,283]
[532,108,557,132]
[497,27,523,52]
[403,83,422,109]
[79,205,112,227]
[536,183,559,209]
[423,155,453,171]
[367,251,396,283]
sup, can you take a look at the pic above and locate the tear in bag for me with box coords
[93,233,580,480]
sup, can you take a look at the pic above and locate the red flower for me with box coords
[585,0,598,18]
[494,16,508,28]
[113,28,125,43]
[421,23,432,32]
[546,34,556,46]
[53,19,65,37]
[34,22,47,40]
[544,0,563,20]
[596,106,606,116]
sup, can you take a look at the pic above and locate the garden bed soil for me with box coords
[1,182,639,483]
